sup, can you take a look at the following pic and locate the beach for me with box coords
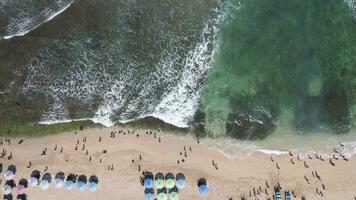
[1,126,356,200]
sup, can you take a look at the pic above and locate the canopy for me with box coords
[5,170,14,180]
[3,185,11,195]
[64,181,75,191]
[40,180,50,190]
[42,173,52,183]
[165,179,175,189]
[76,181,86,192]
[175,179,186,189]
[168,192,179,200]
[7,165,16,174]
[144,193,154,200]
[156,192,168,200]
[54,178,64,189]
[154,179,165,189]
[144,178,154,189]
[198,185,208,196]
[15,185,25,195]
[88,182,97,192]
[30,170,41,180]
[28,177,38,188]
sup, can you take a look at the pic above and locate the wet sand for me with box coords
[1,126,356,200]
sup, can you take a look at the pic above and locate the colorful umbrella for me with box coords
[155,179,165,189]
[165,179,175,189]
[168,192,179,200]
[15,185,25,195]
[156,192,168,200]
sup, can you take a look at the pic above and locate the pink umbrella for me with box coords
[15,185,25,195]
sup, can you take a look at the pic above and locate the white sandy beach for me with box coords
[1,126,356,200]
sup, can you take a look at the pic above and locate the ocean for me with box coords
[0,0,355,157]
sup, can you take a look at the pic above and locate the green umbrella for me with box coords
[165,179,175,189]
[155,179,165,189]
[156,192,168,200]
[168,192,179,200]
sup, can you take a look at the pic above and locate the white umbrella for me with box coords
[5,170,14,180]
[28,177,38,188]
[54,178,64,189]
[40,180,50,190]
[3,185,11,195]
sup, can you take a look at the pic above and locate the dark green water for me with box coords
[201,0,356,139]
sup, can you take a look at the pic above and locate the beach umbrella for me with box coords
[16,194,27,200]
[54,172,65,189]
[87,182,98,192]
[198,185,208,196]
[154,173,165,189]
[76,175,88,192]
[165,173,175,189]
[5,170,14,180]
[144,178,154,189]
[28,170,40,187]
[40,180,49,190]
[64,181,75,191]
[156,192,168,200]
[28,177,38,188]
[7,165,16,174]
[15,185,25,195]
[42,173,52,183]
[3,194,13,200]
[168,186,179,200]
[144,193,154,200]
[175,173,185,189]
[144,188,154,200]
[3,185,11,195]
[18,179,28,189]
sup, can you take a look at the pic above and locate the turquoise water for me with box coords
[201,0,356,139]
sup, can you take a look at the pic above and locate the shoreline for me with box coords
[0,126,356,199]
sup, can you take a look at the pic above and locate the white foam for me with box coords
[254,149,289,155]
[2,1,73,40]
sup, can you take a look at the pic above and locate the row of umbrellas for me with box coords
[143,172,186,190]
[3,165,100,200]
[144,187,179,200]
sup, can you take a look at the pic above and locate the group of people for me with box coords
[1,163,99,200]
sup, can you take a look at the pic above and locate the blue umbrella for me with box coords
[144,178,154,189]
[144,193,154,200]
[175,179,186,189]
[88,182,98,192]
[64,181,75,191]
[198,185,208,196]
[76,181,86,192]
